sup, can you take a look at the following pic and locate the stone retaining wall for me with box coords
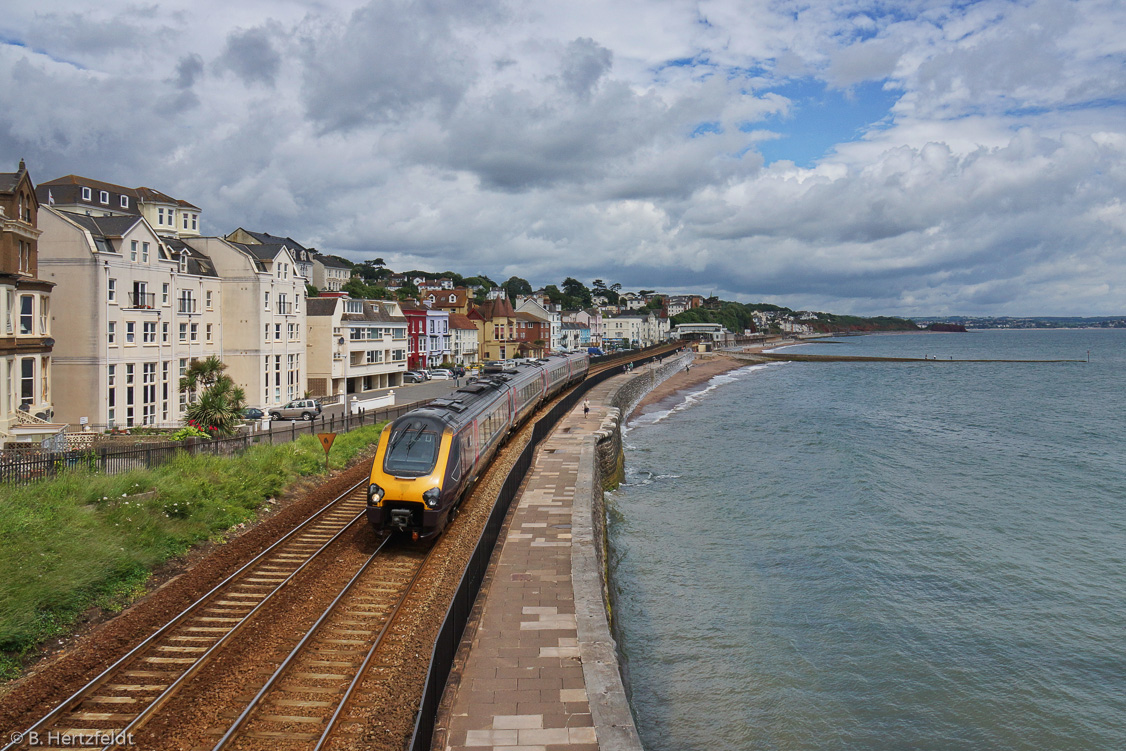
[574,352,692,750]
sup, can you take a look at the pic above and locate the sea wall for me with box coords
[572,351,691,751]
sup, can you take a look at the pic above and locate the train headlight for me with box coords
[423,487,441,509]
[367,483,385,506]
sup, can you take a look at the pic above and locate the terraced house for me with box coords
[184,236,307,410]
[38,206,222,430]
[0,161,61,446]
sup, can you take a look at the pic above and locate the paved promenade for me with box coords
[435,374,640,751]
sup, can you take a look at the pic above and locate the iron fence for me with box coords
[0,398,436,487]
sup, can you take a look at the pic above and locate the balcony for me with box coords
[127,292,156,309]
[277,301,293,315]
[178,299,197,314]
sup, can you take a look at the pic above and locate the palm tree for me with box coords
[180,357,246,436]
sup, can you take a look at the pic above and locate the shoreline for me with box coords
[629,352,754,421]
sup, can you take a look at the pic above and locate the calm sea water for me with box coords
[608,330,1126,751]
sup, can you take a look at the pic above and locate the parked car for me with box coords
[482,360,504,373]
[268,399,322,421]
[241,407,265,420]
[403,371,425,383]
[428,369,454,380]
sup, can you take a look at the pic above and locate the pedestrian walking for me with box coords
[583,398,590,418]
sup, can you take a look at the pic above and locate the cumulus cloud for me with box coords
[0,0,1123,316]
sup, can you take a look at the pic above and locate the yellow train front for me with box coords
[366,352,591,540]
[366,412,466,541]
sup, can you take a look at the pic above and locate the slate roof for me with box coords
[316,254,351,269]
[162,237,217,276]
[306,297,339,317]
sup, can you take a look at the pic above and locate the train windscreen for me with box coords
[383,420,440,477]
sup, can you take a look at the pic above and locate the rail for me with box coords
[2,480,372,751]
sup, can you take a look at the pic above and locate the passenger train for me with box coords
[366,351,590,540]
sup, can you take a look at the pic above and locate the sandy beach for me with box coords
[629,353,747,420]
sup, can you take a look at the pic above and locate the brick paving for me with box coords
[439,376,630,751]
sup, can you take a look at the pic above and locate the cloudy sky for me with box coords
[2,1,1124,316]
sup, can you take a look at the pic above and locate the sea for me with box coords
[607,329,1125,751]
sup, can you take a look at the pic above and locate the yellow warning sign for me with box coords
[318,433,336,452]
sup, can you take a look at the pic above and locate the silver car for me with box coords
[269,399,322,421]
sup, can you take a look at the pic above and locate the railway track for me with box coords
[208,540,433,751]
[5,346,682,751]
[3,481,371,751]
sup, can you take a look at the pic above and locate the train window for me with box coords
[384,421,440,477]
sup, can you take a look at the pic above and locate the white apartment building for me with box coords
[306,295,408,396]
[603,311,670,350]
[312,255,351,292]
[185,237,307,410]
[38,209,222,429]
[448,313,479,367]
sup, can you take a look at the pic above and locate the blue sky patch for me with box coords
[749,78,901,167]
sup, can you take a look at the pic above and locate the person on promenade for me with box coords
[583,398,590,418]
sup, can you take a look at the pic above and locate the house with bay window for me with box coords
[1,161,62,445]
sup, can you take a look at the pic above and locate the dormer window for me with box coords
[81,187,92,201]
[179,254,187,273]
[100,190,109,204]
[120,195,129,209]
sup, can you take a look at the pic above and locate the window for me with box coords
[120,195,129,209]
[142,363,157,425]
[108,321,117,344]
[162,283,169,305]
[158,207,165,225]
[162,322,169,343]
[19,295,33,335]
[183,214,188,230]
[190,323,198,341]
[20,358,34,407]
[179,290,195,314]
[205,290,213,310]
[179,254,187,273]
[206,323,213,343]
[179,323,187,342]
[100,190,109,205]
[264,291,270,310]
[130,240,138,262]
[126,321,135,344]
[125,363,135,426]
[275,323,282,340]
[81,186,92,201]
[141,242,149,263]
[191,214,198,230]
[108,278,117,302]
[4,290,12,333]
[143,321,157,343]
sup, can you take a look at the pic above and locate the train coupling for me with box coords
[389,508,412,532]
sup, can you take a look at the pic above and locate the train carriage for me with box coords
[366,352,589,540]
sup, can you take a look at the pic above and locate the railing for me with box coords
[276,301,292,315]
[126,292,156,309]
[178,299,197,314]
[0,398,436,487]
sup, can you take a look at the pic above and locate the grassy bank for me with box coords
[0,424,384,680]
